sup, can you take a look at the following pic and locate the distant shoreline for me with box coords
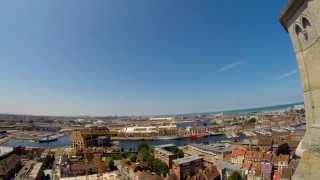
[180,102,304,117]
[0,101,303,118]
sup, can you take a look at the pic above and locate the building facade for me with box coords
[279,0,320,179]
[279,0,320,153]
[172,156,203,180]
[154,144,177,168]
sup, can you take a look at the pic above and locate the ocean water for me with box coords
[184,102,304,116]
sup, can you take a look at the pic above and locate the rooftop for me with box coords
[155,148,174,156]
[279,0,306,31]
[0,146,13,157]
[173,155,202,165]
[190,143,234,154]
[29,162,43,179]
[154,144,176,149]
[215,160,241,171]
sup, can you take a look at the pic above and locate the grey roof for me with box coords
[279,0,306,31]
[155,148,174,156]
[173,155,202,165]
[189,143,233,154]
[0,146,13,157]
[215,160,241,171]
[154,144,176,149]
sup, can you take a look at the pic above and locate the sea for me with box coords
[184,102,303,116]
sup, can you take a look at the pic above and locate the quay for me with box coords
[111,136,183,141]
[0,136,11,145]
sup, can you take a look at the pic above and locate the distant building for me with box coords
[70,127,112,151]
[215,160,241,180]
[118,160,160,180]
[273,167,293,180]
[273,154,290,169]
[172,156,203,180]
[32,123,61,132]
[230,147,247,165]
[119,124,177,134]
[261,162,273,180]
[149,117,174,121]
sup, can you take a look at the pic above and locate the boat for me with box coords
[209,132,224,136]
[190,134,207,140]
[37,135,58,143]
[156,136,181,140]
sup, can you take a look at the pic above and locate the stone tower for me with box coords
[279,0,320,179]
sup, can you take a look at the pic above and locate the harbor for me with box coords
[2,133,231,152]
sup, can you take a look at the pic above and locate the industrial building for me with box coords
[70,127,113,151]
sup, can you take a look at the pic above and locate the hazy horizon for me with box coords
[0,101,303,117]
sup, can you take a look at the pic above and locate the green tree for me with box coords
[138,143,151,152]
[211,121,218,125]
[151,159,169,176]
[136,143,170,177]
[137,143,153,162]
[228,171,242,180]
[248,118,256,123]
[129,154,137,162]
[106,157,115,170]
[27,152,34,160]
[167,146,184,158]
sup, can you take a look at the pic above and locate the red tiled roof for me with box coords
[231,148,247,158]
[245,151,255,160]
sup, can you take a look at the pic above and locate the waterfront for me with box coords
[3,134,231,151]
[4,135,71,149]
[2,102,303,150]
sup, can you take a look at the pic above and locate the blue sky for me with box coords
[0,0,302,116]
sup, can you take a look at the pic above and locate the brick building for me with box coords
[172,156,203,180]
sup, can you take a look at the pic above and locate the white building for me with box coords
[120,124,177,134]
[149,117,174,121]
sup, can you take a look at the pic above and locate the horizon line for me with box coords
[0,101,304,118]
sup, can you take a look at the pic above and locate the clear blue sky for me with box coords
[0,0,302,116]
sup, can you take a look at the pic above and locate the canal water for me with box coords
[4,136,71,149]
[4,120,221,150]
[4,134,230,151]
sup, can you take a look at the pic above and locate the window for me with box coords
[295,25,302,36]
[302,17,311,29]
